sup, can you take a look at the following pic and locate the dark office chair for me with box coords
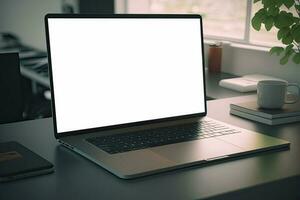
[0,53,23,124]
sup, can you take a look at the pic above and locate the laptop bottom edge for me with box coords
[58,137,289,179]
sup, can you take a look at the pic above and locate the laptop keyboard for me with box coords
[86,120,241,154]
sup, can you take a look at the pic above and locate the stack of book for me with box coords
[230,101,300,125]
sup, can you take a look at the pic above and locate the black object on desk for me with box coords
[0,53,23,124]
[0,141,54,182]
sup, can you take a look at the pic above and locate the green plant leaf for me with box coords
[282,34,293,44]
[252,15,263,31]
[262,0,273,7]
[254,0,261,3]
[293,53,300,64]
[270,46,284,55]
[283,0,295,9]
[274,11,294,29]
[295,5,300,11]
[285,44,294,53]
[290,24,299,34]
[252,16,262,31]
[276,0,283,7]
[280,44,295,65]
[264,16,274,31]
[291,25,300,42]
[295,34,300,43]
[280,54,290,65]
[268,6,279,16]
[277,27,290,40]
[252,9,267,31]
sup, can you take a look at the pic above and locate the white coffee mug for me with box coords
[257,80,300,109]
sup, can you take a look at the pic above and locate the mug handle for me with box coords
[285,83,300,104]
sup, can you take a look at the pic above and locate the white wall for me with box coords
[204,42,300,84]
[0,0,62,50]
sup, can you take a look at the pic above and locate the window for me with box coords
[125,0,248,40]
[116,0,297,47]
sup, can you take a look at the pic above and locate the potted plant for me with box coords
[251,0,300,65]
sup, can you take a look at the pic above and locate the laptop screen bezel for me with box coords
[45,14,207,139]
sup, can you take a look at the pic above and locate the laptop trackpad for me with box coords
[150,138,242,164]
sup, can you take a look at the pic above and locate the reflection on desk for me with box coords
[205,69,255,100]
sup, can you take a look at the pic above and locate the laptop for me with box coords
[45,14,289,179]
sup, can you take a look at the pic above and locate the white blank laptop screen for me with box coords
[47,17,205,133]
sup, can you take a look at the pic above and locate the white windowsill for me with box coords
[204,39,271,52]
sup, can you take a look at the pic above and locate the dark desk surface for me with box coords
[1,95,300,200]
[205,69,255,99]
